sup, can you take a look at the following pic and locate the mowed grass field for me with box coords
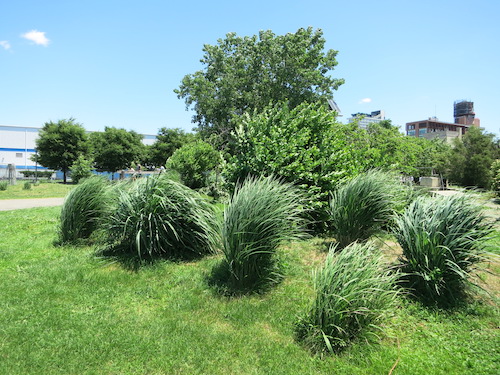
[0,205,498,374]
[0,181,73,200]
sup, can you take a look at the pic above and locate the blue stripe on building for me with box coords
[0,147,37,152]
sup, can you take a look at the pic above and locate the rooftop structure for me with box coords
[454,100,480,127]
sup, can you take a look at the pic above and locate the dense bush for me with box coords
[59,177,109,244]
[23,181,31,190]
[0,181,8,191]
[215,176,306,292]
[394,194,493,306]
[70,155,94,184]
[448,127,497,189]
[167,141,220,189]
[102,175,217,259]
[296,242,398,354]
[491,160,500,197]
[328,170,400,248]
[225,102,370,231]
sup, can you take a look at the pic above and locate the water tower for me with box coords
[454,100,476,125]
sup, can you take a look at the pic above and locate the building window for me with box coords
[407,130,416,136]
[16,153,23,158]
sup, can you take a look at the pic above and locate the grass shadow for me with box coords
[95,245,207,272]
[206,259,284,297]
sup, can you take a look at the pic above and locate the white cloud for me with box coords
[359,98,372,104]
[21,30,50,46]
[0,41,11,50]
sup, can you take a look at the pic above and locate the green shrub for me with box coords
[166,141,220,189]
[102,175,217,259]
[394,194,493,306]
[296,242,398,354]
[0,181,8,191]
[23,181,32,190]
[216,176,306,292]
[70,155,94,184]
[491,159,500,197]
[59,177,109,244]
[328,170,400,248]
[225,102,371,233]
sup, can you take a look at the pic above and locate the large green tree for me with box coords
[175,27,344,146]
[448,126,498,188]
[35,118,90,183]
[146,127,195,168]
[90,127,145,176]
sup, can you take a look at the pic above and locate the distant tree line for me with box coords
[35,27,499,206]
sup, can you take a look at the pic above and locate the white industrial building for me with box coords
[0,124,157,179]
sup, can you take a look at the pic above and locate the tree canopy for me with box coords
[175,27,344,146]
[146,127,195,168]
[35,118,89,183]
[90,127,144,175]
[449,126,498,188]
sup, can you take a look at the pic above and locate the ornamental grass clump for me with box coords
[296,242,398,354]
[102,175,217,259]
[217,176,307,292]
[59,176,109,244]
[394,194,494,306]
[328,170,399,248]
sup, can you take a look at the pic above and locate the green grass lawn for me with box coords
[0,206,498,374]
[0,181,74,199]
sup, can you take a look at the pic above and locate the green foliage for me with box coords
[328,170,400,248]
[59,177,109,244]
[449,127,497,188]
[70,155,94,184]
[199,171,229,202]
[91,127,145,175]
[166,141,220,189]
[22,181,31,190]
[225,102,369,230]
[0,181,8,191]
[215,176,306,292]
[175,27,344,146]
[101,175,217,259]
[394,194,494,306]
[490,159,500,196]
[146,128,196,168]
[35,118,90,183]
[365,122,451,178]
[20,171,54,179]
[296,242,398,354]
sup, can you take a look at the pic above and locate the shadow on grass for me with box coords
[95,246,207,272]
[206,259,284,297]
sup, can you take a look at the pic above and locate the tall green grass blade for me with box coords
[101,175,217,260]
[59,176,109,244]
[394,194,494,306]
[296,242,398,354]
[216,176,307,292]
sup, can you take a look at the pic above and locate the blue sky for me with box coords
[1,0,499,136]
